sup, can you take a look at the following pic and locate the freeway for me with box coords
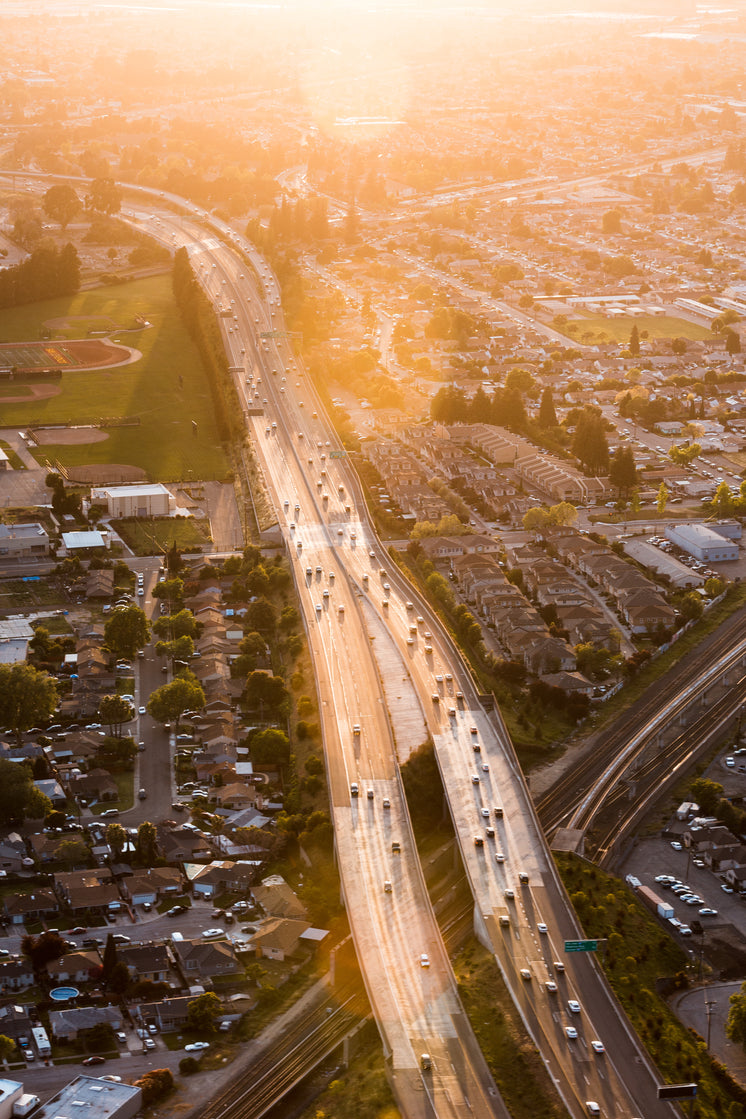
[168,211,506,1118]
[3,167,684,1117]
[132,199,680,1119]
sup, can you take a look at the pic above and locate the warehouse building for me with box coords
[664,523,739,562]
[90,483,174,519]
[35,1076,141,1119]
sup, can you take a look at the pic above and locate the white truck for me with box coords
[13,1095,40,1118]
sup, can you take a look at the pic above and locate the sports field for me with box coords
[562,314,713,345]
[0,277,230,482]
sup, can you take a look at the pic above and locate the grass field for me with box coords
[0,277,230,482]
[562,314,713,345]
[112,515,211,555]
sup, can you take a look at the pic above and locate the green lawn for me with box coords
[0,277,230,482]
[562,314,713,345]
[112,515,210,556]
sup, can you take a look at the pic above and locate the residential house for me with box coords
[171,938,243,984]
[118,944,171,985]
[186,860,255,898]
[0,961,35,992]
[0,834,30,874]
[47,951,101,985]
[49,1005,123,1041]
[70,769,119,802]
[252,875,307,920]
[4,889,58,926]
[251,917,310,961]
[136,995,192,1031]
[0,1003,33,1037]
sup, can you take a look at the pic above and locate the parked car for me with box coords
[82,1055,106,1066]
[184,1041,210,1051]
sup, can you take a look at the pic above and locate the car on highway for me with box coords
[565,1026,578,1040]
[185,1042,210,1051]
[586,1104,600,1116]
[520,969,531,981]
[546,980,558,993]
[591,1040,605,1054]
[420,954,430,967]
[495,851,505,863]
[553,960,565,973]
[567,999,581,1014]
[537,923,548,934]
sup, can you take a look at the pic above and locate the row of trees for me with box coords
[0,242,79,309]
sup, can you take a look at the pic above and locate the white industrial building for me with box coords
[35,1076,141,1119]
[0,1078,24,1119]
[665,523,739,562]
[90,483,175,519]
[0,523,50,558]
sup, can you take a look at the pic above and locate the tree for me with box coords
[99,694,135,738]
[671,337,687,355]
[104,606,150,660]
[56,838,88,869]
[155,635,195,665]
[538,386,557,428]
[0,663,57,743]
[602,209,621,234]
[249,727,291,766]
[152,578,184,612]
[86,177,122,216]
[243,672,289,717]
[628,324,640,356]
[0,758,51,824]
[609,446,638,496]
[727,981,746,1046]
[133,1069,174,1106]
[42,184,80,230]
[571,407,609,474]
[186,991,222,1033]
[522,507,550,535]
[657,482,668,516]
[153,609,198,640]
[21,930,66,973]
[147,672,205,727]
[725,328,741,355]
[106,822,127,861]
[136,820,159,865]
[0,1034,16,1067]
[244,597,276,636]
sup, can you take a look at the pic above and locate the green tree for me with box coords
[21,930,67,973]
[155,635,195,665]
[106,822,127,861]
[136,820,159,865]
[725,328,741,355]
[712,480,733,517]
[56,837,88,870]
[522,507,551,535]
[104,606,150,660]
[245,597,276,636]
[134,1069,174,1106]
[628,324,640,356]
[602,209,621,234]
[0,758,50,823]
[186,991,222,1033]
[0,663,57,744]
[690,777,723,814]
[657,482,668,516]
[147,672,205,727]
[152,578,184,612]
[243,672,289,717]
[0,1034,16,1066]
[727,981,746,1046]
[153,609,198,640]
[42,184,80,230]
[99,694,134,738]
[571,407,609,474]
[538,386,557,428]
[609,446,638,496]
[249,727,291,765]
[86,177,122,216]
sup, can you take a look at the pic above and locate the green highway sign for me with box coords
[330,450,347,459]
[564,939,598,953]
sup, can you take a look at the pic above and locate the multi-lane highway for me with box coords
[0,168,685,1118]
[149,204,679,1119]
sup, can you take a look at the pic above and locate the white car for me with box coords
[420,954,430,968]
[201,928,225,939]
[185,1041,210,1051]
[138,706,146,715]
[568,999,581,1014]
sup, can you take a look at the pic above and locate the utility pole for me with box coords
[705,1000,717,1050]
